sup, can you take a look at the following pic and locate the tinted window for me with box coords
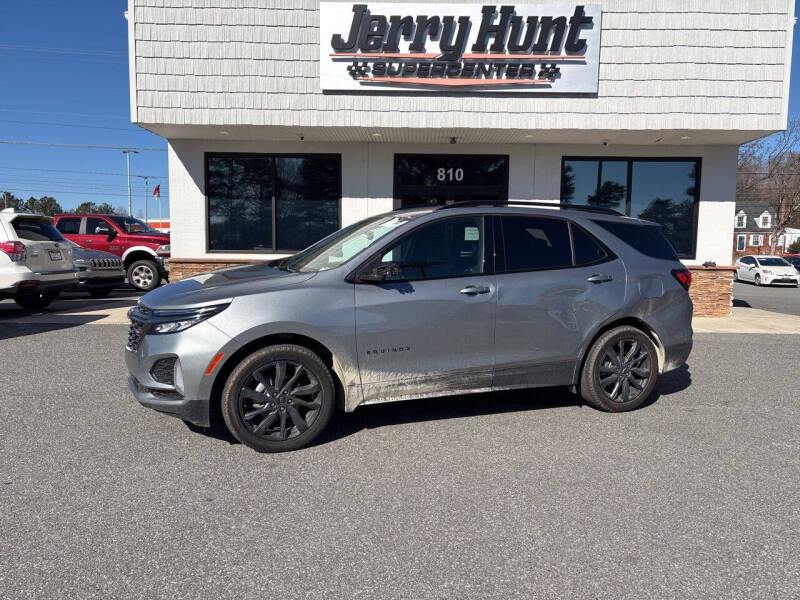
[562,158,700,258]
[372,216,485,280]
[594,220,678,261]
[207,154,340,252]
[56,218,80,234]
[501,216,572,271]
[86,218,111,235]
[12,219,65,242]
[571,223,608,265]
[395,154,508,208]
[110,216,158,234]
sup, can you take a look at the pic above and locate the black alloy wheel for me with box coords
[222,344,335,452]
[596,338,652,404]
[580,326,659,412]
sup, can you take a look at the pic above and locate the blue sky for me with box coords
[1,1,799,216]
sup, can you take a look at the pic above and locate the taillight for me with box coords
[0,241,26,262]
[671,268,692,291]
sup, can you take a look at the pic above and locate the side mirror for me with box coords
[358,263,402,283]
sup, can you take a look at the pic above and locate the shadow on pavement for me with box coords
[732,298,752,308]
[186,365,693,449]
[0,316,109,340]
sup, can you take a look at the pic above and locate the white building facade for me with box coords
[127,0,795,313]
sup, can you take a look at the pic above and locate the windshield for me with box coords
[283,213,418,273]
[757,257,791,267]
[110,216,159,234]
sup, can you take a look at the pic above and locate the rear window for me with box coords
[593,220,678,261]
[12,219,65,242]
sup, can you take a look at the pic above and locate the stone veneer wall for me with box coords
[688,266,735,318]
[169,260,735,318]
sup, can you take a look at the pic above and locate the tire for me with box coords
[754,274,762,287]
[14,290,57,311]
[89,287,115,298]
[127,259,160,292]
[579,326,659,412]
[222,344,335,452]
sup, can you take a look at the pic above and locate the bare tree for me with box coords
[738,118,800,253]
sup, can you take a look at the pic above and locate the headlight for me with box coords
[762,269,773,274]
[150,303,229,334]
[156,244,171,256]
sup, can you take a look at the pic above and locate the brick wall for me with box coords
[171,260,736,319]
[688,267,735,318]
[168,258,259,282]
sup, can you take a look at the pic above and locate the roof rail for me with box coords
[434,200,623,216]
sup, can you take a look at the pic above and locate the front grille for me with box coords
[91,258,121,270]
[150,357,176,385]
[127,320,144,351]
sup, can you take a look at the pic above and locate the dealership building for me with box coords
[126,0,795,316]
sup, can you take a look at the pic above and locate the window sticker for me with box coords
[464,226,479,241]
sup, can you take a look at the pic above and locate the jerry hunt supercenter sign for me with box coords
[319,3,601,92]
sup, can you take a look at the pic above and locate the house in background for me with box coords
[733,202,788,256]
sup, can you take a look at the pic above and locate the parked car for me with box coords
[54,214,170,292]
[0,208,77,309]
[125,202,694,453]
[784,254,800,273]
[733,255,800,287]
[68,241,126,297]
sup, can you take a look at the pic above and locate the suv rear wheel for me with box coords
[127,259,159,292]
[580,326,659,412]
[222,344,335,452]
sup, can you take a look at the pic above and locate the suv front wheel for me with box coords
[580,326,659,412]
[127,259,160,292]
[222,344,335,452]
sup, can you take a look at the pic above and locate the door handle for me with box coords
[587,274,612,284]
[83,239,93,243]
[460,285,491,295]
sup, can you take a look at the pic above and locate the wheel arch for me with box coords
[208,332,347,430]
[573,316,666,387]
[122,246,157,269]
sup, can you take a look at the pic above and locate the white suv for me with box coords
[0,208,78,309]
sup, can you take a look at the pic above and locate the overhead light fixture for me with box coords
[681,135,691,140]
[372,132,382,137]
[524,134,535,139]
[449,137,457,145]
[219,130,229,135]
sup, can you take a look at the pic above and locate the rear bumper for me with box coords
[0,273,78,299]
[663,339,692,373]
[128,376,210,426]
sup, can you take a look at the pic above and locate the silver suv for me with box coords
[126,203,693,452]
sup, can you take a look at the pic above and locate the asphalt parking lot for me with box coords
[0,319,798,598]
[733,280,800,316]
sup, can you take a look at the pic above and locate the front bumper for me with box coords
[77,272,126,289]
[124,317,239,427]
[762,274,799,285]
[127,376,210,426]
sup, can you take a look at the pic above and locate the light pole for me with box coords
[143,176,149,223]
[122,149,139,216]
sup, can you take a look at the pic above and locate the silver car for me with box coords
[126,203,693,452]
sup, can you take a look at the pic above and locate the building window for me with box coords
[736,235,746,252]
[561,157,700,259]
[759,213,771,229]
[735,213,746,228]
[394,154,509,208]
[206,153,340,253]
[750,235,762,247]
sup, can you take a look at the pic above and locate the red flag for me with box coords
[153,184,160,198]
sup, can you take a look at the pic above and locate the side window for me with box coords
[86,218,110,235]
[56,218,80,235]
[571,223,608,266]
[501,216,572,271]
[371,216,486,281]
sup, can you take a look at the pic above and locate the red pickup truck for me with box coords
[54,214,170,291]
